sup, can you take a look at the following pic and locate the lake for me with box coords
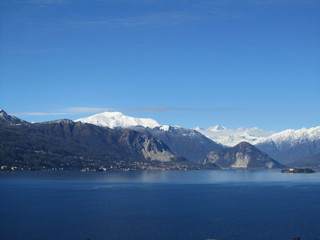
[1,170,320,240]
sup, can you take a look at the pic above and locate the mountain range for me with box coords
[1,109,319,170]
[194,125,275,146]
[78,111,320,167]
[0,114,191,171]
[255,127,320,166]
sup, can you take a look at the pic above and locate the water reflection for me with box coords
[1,169,319,185]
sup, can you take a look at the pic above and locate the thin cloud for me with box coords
[15,108,111,117]
[60,11,204,30]
[63,107,115,113]
[124,107,194,113]
[206,107,241,112]
[63,107,194,114]
[17,112,71,116]
[15,106,241,117]
[64,106,240,114]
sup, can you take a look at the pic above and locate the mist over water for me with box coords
[1,170,320,240]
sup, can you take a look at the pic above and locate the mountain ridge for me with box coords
[0,110,28,125]
[131,125,224,163]
[255,126,320,165]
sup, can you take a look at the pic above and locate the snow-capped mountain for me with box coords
[2,108,319,169]
[75,112,223,163]
[255,126,320,166]
[194,124,275,147]
[75,111,160,129]
[76,112,274,147]
[74,111,320,166]
[256,126,320,147]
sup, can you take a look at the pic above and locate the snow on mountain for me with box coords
[255,126,320,147]
[194,124,275,147]
[159,125,171,131]
[75,111,160,129]
[255,126,320,166]
[208,124,227,131]
[159,125,182,132]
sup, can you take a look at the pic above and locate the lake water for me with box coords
[1,170,320,240]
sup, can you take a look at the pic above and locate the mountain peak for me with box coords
[193,126,203,131]
[75,111,160,129]
[0,109,8,117]
[235,141,254,148]
[99,111,123,117]
[208,124,227,131]
[0,109,28,125]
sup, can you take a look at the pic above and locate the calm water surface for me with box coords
[1,170,320,240]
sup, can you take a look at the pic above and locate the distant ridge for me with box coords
[195,124,275,147]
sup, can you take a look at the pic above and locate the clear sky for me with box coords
[1,0,319,131]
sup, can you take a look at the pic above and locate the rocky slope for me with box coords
[204,142,284,169]
[132,125,224,163]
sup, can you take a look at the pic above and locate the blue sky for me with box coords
[0,0,319,131]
